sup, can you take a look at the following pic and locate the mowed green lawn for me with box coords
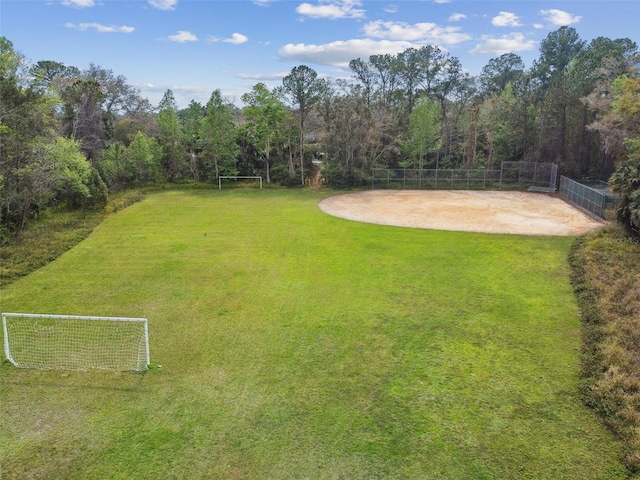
[0,188,626,479]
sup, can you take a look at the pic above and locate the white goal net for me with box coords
[2,313,150,372]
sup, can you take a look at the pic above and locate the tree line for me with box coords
[2,26,640,239]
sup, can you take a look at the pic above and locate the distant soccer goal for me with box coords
[2,313,150,372]
[218,176,263,190]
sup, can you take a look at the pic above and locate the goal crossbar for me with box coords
[2,312,150,372]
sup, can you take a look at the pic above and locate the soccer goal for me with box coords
[218,176,263,190]
[2,313,150,372]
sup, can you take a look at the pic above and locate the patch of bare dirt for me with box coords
[318,190,606,236]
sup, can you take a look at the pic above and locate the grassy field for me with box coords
[0,188,627,479]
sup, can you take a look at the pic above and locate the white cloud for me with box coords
[208,33,249,45]
[61,0,95,7]
[363,20,471,45]
[434,0,450,3]
[236,71,291,80]
[65,22,135,33]
[449,13,467,22]
[296,0,366,19]
[167,30,198,42]
[491,11,521,27]
[224,33,248,44]
[385,4,398,14]
[133,82,213,108]
[540,9,582,26]
[148,0,178,10]
[279,39,417,68]
[134,82,205,95]
[470,33,536,55]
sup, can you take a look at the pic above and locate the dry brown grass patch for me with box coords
[570,225,640,473]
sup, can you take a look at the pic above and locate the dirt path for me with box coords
[318,190,606,236]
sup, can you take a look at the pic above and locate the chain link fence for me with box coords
[558,176,619,219]
[372,162,558,192]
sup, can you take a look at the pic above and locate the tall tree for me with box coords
[348,58,375,107]
[414,46,448,97]
[577,37,638,87]
[114,96,158,146]
[48,136,93,208]
[611,74,640,129]
[85,64,139,117]
[0,37,24,80]
[395,48,424,113]
[279,65,328,184]
[433,56,474,164]
[61,79,106,161]
[318,80,401,186]
[96,141,128,188]
[181,100,204,181]
[561,38,638,176]
[126,131,161,186]
[533,26,586,89]
[480,53,525,96]
[477,83,529,167]
[532,27,586,167]
[404,96,442,169]
[200,90,239,180]
[394,46,449,113]
[584,50,640,174]
[368,53,400,105]
[29,60,80,96]
[156,89,186,181]
[241,83,287,183]
[0,38,64,235]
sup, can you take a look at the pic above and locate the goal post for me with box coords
[218,176,263,190]
[2,313,150,372]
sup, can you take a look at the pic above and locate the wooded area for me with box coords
[1,26,640,239]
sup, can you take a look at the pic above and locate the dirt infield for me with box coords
[318,190,606,236]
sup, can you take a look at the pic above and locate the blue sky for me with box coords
[2,0,638,108]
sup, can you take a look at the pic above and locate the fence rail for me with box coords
[372,168,501,190]
[372,162,557,191]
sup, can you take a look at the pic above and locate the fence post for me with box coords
[550,163,558,190]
